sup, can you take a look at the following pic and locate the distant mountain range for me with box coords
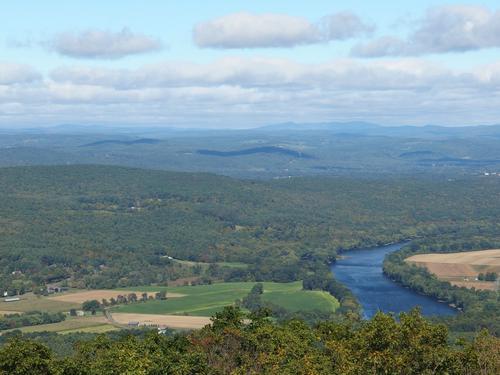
[197,146,314,159]
[1,121,499,179]
[81,139,160,147]
[2,122,500,139]
[256,122,500,138]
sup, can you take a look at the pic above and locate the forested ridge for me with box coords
[1,165,499,294]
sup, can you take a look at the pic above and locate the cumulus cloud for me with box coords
[352,5,500,57]
[3,57,500,126]
[0,62,41,85]
[193,12,372,48]
[49,57,467,92]
[50,28,162,59]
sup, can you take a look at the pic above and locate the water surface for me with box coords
[331,242,456,318]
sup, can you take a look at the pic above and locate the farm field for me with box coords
[113,281,339,317]
[48,289,184,304]
[1,282,338,333]
[406,249,500,290]
[0,293,79,313]
[111,313,210,330]
[0,315,117,335]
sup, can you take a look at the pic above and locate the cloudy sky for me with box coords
[2,0,500,128]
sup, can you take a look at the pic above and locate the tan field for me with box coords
[111,313,211,329]
[0,315,116,335]
[48,290,185,304]
[406,249,500,290]
[0,293,79,313]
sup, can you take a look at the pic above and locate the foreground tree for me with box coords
[1,308,499,374]
[0,338,54,375]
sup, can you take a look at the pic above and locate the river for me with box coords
[330,242,456,319]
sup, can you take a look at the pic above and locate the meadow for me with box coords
[114,281,339,317]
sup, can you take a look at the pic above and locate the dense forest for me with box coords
[0,307,499,374]
[0,165,499,335]
[1,165,499,292]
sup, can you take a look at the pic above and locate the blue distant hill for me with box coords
[81,138,160,147]
[197,146,314,159]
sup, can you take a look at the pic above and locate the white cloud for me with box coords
[49,57,467,91]
[319,12,374,41]
[352,5,500,57]
[193,12,372,48]
[0,63,41,85]
[2,57,500,126]
[50,28,162,59]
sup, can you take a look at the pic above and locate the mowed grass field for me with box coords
[114,281,339,317]
[406,249,500,290]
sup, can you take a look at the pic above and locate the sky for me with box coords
[2,0,500,128]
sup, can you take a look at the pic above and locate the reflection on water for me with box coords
[331,243,456,319]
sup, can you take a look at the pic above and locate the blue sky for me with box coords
[1,1,500,127]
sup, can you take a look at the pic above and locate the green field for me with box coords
[114,282,339,317]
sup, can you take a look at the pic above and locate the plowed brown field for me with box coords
[406,249,500,290]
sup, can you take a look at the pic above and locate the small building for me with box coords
[4,297,20,302]
[76,310,85,317]
[47,285,69,294]
[128,321,140,327]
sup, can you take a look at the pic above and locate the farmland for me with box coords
[406,249,500,290]
[114,281,339,317]
[48,290,184,304]
[111,313,210,330]
[0,293,79,313]
[1,282,339,333]
[0,315,117,335]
